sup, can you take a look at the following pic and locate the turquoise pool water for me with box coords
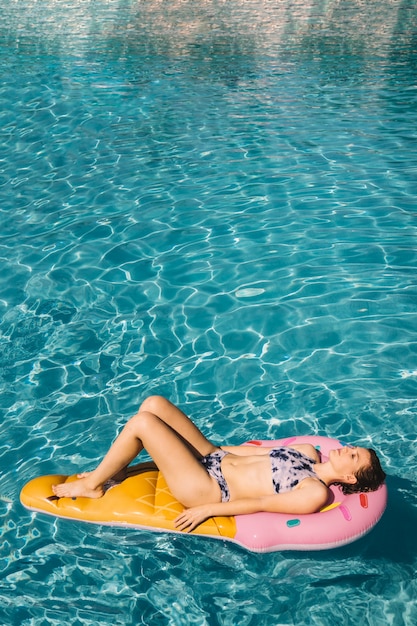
[1,0,417,623]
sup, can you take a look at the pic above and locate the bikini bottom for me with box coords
[200,449,230,502]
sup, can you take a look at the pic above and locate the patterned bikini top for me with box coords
[269,447,323,493]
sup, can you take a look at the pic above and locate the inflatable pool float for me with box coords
[20,436,387,552]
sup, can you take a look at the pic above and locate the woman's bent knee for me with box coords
[139,395,167,414]
[127,410,158,436]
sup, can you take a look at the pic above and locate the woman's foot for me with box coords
[52,476,104,499]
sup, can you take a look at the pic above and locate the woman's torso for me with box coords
[221,445,322,501]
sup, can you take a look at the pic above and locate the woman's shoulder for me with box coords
[288,443,320,462]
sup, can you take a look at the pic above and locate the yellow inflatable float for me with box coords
[20,467,236,539]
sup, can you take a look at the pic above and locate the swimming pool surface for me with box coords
[1,0,417,623]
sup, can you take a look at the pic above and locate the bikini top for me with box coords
[269,447,324,494]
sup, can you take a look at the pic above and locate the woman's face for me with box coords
[329,446,371,482]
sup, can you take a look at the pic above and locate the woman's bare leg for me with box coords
[52,397,220,504]
[52,412,147,498]
[138,396,215,457]
[73,396,210,483]
[77,460,158,482]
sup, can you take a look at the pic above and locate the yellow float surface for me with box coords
[20,470,237,539]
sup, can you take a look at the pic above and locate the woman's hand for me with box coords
[174,505,212,532]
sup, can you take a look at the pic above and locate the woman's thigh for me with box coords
[137,411,221,507]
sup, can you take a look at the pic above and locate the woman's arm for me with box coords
[220,443,319,460]
[219,445,271,456]
[174,479,328,531]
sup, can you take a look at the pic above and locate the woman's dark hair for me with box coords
[337,448,386,496]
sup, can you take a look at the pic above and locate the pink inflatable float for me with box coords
[233,436,387,551]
